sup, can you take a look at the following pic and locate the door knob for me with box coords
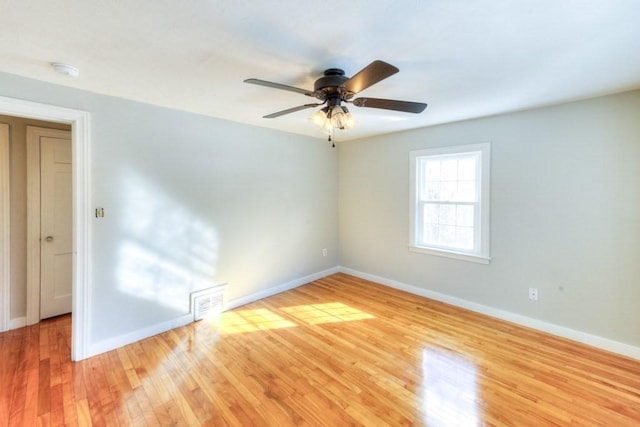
[45,236,54,242]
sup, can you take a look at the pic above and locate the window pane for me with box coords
[458,157,476,180]
[439,205,456,225]
[423,224,439,244]
[419,203,476,250]
[456,226,474,249]
[439,225,456,246]
[425,160,441,180]
[424,204,439,225]
[420,157,477,202]
[426,180,441,200]
[441,159,458,180]
[456,205,474,227]
[456,181,476,201]
[441,181,457,200]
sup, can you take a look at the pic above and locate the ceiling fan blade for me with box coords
[263,103,322,119]
[352,97,427,113]
[343,60,399,94]
[244,78,314,96]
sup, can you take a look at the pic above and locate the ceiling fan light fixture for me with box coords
[309,107,334,135]
[334,106,356,130]
[310,107,329,127]
[310,105,356,135]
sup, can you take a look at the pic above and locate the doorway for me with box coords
[0,96,90,361]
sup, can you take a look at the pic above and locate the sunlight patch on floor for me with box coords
[211,303,375,334]
[216,309,297,334]
[280,302,375,325]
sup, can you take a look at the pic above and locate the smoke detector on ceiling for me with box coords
[51,62,79,78]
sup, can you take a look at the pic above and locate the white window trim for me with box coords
[409,143,491,264]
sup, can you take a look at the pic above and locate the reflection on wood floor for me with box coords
[1,273,639,425]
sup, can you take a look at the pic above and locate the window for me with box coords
[410,143,490,263]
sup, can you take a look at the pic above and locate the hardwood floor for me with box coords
[1,273,639,426]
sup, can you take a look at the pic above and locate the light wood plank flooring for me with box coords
[1,273,639,426]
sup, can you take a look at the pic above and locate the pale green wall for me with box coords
[339,90,640,347]
[0,72,339,344]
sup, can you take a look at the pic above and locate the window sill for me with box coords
[408,246,491,264]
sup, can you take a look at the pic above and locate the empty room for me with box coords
[1,1,639,425]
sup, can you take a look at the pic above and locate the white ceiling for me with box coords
[1,1,639,141]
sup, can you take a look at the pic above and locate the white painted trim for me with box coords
[0,96,91,361]
[72,110,91,361]
[339,267,640,361]
[409,143,491,262]
[0,124,9,332]
[26,127,72,326]
[88,314,193,358]
[226,267,341,310]
[86,267,340,357]
[409,246,491,264]
[9,316,26,330]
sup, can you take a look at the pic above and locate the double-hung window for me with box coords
[410,143,491,263]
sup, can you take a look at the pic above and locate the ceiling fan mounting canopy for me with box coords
[244,60,427,120]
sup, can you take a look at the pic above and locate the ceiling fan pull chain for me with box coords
[328,128,335,147]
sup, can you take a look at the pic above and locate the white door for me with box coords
[39,134,72,319]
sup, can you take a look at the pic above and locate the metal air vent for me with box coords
[190,284,226,321]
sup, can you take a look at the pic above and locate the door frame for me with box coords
[26,127,73,324]
[0,124,9,333]
[0,96,91,361]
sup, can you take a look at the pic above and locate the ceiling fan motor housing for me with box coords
[314,68,352,102]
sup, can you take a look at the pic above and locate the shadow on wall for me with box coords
[116,169,220,313]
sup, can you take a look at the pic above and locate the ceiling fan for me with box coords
[244,60,427,142]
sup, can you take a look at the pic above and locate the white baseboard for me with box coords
[88,313,193,358]
[226,266,341,310]
[340,267,640,361]
[86,266,340,358]
[87,265,640,361]
[9,316,26,330]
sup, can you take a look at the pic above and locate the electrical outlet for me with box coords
[528,287,538,301]
[322,248,328,257]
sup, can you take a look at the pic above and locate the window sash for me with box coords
[417,152,481,203]
[410,143,490,263]
[416,200,480,253]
